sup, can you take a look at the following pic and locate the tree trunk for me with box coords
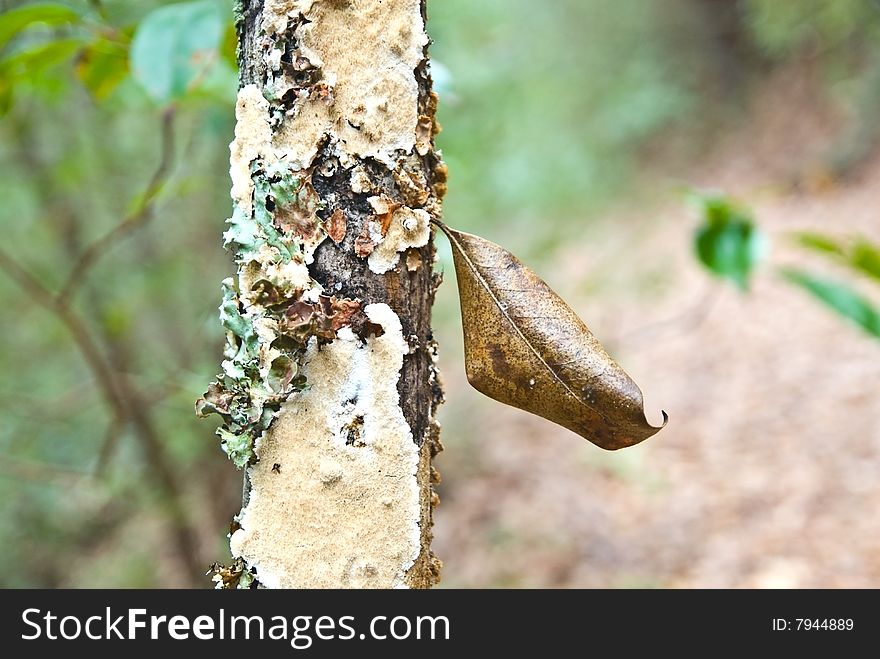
[210,0,445,588]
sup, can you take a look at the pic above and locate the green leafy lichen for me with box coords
[267,162,302,206]
[224,160,299,263]
[232,0,246,30]
[253,176,295,262]
[199,276,379,468]
[200,276,291,467]
[219,277,259,357]
[217,427,254,469]
[224,203,265,263]
[237,569,255,589]
[200,156,377,468]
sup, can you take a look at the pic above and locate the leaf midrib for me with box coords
[440,223,613,425]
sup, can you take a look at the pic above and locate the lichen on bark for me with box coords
[200,0,445,588]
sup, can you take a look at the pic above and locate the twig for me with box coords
[0,248,127,413]
[93,413,124,477]
[0,456,92,485]
[103,340,205,584]
[87,0,109,22]
[59,107,176,299]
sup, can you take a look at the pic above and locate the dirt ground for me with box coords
[430,69,880,587]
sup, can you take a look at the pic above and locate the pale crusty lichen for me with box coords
[262,0,316,37]
[349,166,373,194]
[230,304,421,588]
[368,206,431,274]
[229,85,274,215]
[270,0,428,166]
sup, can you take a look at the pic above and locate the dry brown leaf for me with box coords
[405,248,423,272]
[326,208,347,244]
[354,225,376,257]
[436,221,666,450]
[368,194,402,237]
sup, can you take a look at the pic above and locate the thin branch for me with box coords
[59,107,177,299]
[87,0,109,22]
[0,248,127,415]
[104,340,205,585]
[0,456,91,485]
[93,413,125,477]
[0,249,62,314]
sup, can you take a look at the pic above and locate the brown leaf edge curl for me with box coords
[433,220,667,450]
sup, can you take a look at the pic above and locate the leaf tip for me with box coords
[656,409,669,430]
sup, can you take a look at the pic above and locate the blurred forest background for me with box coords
[1,0,879,587]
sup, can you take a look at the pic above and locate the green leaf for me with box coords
[782,268,880,339]
[0,36,81,108]
[0,3,80,51]
[692,193,768,290]
[0,37,83,80]
[851,239,880,282]
[793,232,880,283]
[129,0,224,106]
[794,231,845,256]
[184,57,237,105]
[75,38,129,100]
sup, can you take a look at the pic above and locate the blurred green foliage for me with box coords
[744,0,880,60]
[787,232,880,338]
[130,0,228,105]
[692,193,880,341]
[795,231,880,283]
[782,268,880,338]
[691,193,768,290]
[1,0,879,587]
[0,0,237,587]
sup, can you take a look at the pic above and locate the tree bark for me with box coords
[208,0,445,588]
